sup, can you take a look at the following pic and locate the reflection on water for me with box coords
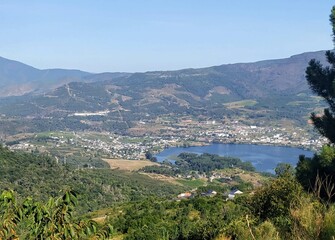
[155,143,314,173]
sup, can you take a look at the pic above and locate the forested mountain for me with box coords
[0,51,328,134]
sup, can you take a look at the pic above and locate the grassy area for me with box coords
[223,99,257,109]
[140,172,182,185]
[35,131,75,139]
[81,133,109,141]
[176,179,206,188]
[217,168,270,187]
[102,158,159,171]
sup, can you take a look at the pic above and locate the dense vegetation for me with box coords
[176,153,255,173]
[104,170,335,240]
[2,156,335,239]
[0,145,185,213]
[141,152,255,177]
[0,190,113,239]
[2,4,335,240]
[296,6,335,203]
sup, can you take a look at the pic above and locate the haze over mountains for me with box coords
[0,50,327,97]
[0,50,328,134]
[0,56,131,97]
[0,56,92,96]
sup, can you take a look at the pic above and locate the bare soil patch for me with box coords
[102,158,159,171]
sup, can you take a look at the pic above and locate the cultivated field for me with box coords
[223,99,257,109]
[102,158,159,171]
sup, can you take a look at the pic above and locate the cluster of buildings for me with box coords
[144,117,326,151]
[197,123,325,150]
[6,116,326,160]
[177,190,218,200]
[176,189,243,201]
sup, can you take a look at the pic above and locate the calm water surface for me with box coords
[155,144,314,173]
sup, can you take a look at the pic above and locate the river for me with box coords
[154,143,314,173]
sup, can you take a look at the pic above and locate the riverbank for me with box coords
[154,143,314,173]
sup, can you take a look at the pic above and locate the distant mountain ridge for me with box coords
[0,56,93,96]
[0,56,132,97]
[0,51,328,97]
[0,50,329,134]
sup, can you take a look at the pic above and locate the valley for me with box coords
[3,114,325,168]
[3,2,335,239]
[0,52,329,162]
[0,51,328,194]
[0,50,331,239]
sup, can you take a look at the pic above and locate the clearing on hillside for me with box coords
[102,158,159,171]
[223,99,257,109]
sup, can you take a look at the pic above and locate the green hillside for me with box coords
[0,145,185,213]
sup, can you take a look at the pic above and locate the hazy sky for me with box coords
[0,1,334,72]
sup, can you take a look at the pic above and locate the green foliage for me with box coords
[0,190,21,239]
[0,146,185,213]
[2,176,335,240]
[0,190,113,239]
[275,163,295,177]
[177,179,206,188]
[296,149,335,202]
[144,151,153,161]
[321,205,335,239]
[0,144,334,240]
[111,196,249,240]
[140,165,180,176]
[290,194,335,240]
[291,196,324,240]
[296,5,335,203]
[305,7,335,144]
[140,153,255,179]
[250,173,303,233]
[319,145,335,167]
[176,152,255,174]
[331,6,335,50]
[254,221,280,240]
[225,216,254,240]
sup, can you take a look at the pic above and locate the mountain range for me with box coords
[0,50,329,134]
[0,56,131,97]
[0,51,328,98]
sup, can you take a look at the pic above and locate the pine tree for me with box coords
[296,6,335,202]
[306,6,335,144]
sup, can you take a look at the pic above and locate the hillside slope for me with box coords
[0,56,94,96]
[0,146,185,212]
[0,50,328,133]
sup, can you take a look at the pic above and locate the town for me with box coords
[7,115,326,161]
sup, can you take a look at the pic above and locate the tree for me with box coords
[250,173,302,234]
[275,163,294,178]
[145,151,153,160]
[306,6,335,144]
[296,6,335,201]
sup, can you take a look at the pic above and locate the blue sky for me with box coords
[0,1,334,72]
